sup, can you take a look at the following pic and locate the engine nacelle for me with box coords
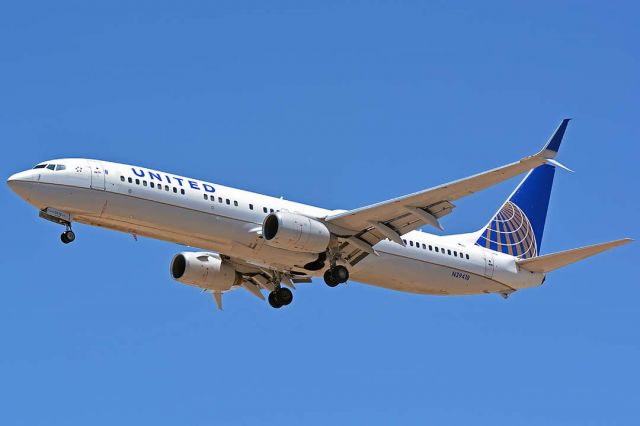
[262,211,331,254]
[170,252,241,291]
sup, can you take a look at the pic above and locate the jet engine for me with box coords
[262,211,331,254]
[170,252,241,291]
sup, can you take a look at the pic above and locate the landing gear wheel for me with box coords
[276,287,293,306]
[324,266,349,287]
[268,291,282,309]
[332,265,349,283]
[324,269,339,287]
[268,287,294,308]
[60,230,75,244]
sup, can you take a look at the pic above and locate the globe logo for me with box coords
[478,201,537,259]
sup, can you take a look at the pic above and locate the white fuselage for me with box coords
[7,158,545,296]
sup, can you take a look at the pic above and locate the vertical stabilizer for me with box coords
[475,119,571,258]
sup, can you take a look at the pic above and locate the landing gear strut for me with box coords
[268,287,293,309]
[323,265,349,287]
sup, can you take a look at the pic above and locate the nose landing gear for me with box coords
[60,229,76,244]
[39,208,76,244]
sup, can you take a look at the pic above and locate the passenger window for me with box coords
[135,179,140,185]
[120,176,125,182]
[56,165,66,171]
[410,241,414,247]
[429,245,433,251]
[466,254,470,260]
[226,199,230,205]
[218,197,223,203]
[270,209,274,213]
[234,200,238,207]
[263,207,268,213]
[422,244,426,249]
[173,187,177,193]
[249,204,254,210]
[453,251,457,257]
[180,189,185,195]
[143,181,147,187]
[128,177,132,183]
[165,185,169,191]
[47,164,56,170]
[204,194,208,200]
[403,239,407,244]
[150,182,154,188]
[447,249,451,255]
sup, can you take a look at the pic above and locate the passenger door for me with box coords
[88,160,105,190]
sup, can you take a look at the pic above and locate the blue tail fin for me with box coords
[475,119,571,258]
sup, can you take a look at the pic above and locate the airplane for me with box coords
[6,119,632,310]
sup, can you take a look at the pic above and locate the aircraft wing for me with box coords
[324,119,571,266]
[207,254,313,310]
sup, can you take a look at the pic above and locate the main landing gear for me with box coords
[268,287,293,309]
[60,227,75,244]
[323,265,349,287]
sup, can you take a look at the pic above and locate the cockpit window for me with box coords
[34,163,66,171]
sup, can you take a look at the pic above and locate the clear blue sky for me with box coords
[1,1,638,424]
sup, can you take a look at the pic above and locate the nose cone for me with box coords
[7,170,35,200]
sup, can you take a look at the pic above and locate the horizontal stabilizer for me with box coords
[517,238,633,273]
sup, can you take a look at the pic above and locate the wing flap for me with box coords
[516,238,632,273]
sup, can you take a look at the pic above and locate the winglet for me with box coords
[539,118,571,159]
[545,158,574,173]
